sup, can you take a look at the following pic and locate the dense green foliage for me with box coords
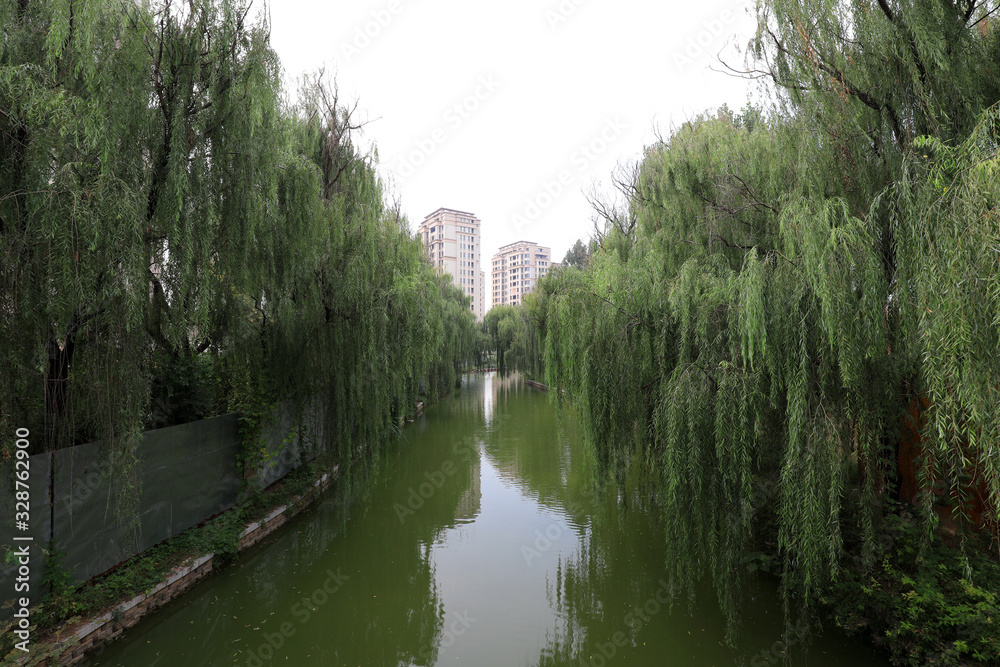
[0,0,475,528]
[528,0,1000,656]
[482,305,517,374]
[824,502,1000,666]
[561,238,592,268]
[481,299,544,380]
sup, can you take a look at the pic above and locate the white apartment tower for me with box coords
[417,207,485,320]
[491,241,552,308]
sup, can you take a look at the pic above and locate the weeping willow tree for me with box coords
[482,305,517,373]
[899,107,1000,535]
[538,0,1000,645]
[480,301,544,378]
[427,273,478,394]
[1,0,476,534]
[0,0,288,536]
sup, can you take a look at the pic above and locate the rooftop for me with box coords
[422,207,478,220]
[496,240,540,251]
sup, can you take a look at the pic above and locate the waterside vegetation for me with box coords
[500,2,1000,664]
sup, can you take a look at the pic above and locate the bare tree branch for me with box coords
[586,160,640,244]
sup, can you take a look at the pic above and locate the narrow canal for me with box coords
[86,373,889,666]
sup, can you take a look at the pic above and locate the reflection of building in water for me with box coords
[487,371,524,411]
[450,371,523,523]
[453,446,481,523]
[483,373,494,426]
[480,371,522,429]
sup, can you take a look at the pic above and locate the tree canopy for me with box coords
[530,0,1000,650]
[1,0,476,531]
[561,238,592,268]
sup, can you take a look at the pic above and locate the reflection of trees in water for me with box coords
[453,451,482,525]
[435,371,501,421]
[481,377,589,519]
[353,437,480,666]
[133,425,485,667]
[531,467,667,667]
[214,459,445,666]
[340,540,443,667]
[489,369,524,394]
[438,370,533,435]
[441,371,533,425]
[472,372,669,667]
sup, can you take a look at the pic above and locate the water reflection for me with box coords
[87,373,888,667]
[483,372,494,427]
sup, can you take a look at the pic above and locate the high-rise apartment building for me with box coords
[490,241,552,308]
[417,207,484,320]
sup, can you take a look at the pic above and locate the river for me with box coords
[86,372,889,666]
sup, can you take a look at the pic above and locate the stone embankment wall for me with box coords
[10,472,334,666]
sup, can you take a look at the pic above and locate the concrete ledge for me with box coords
[6,472,336,666]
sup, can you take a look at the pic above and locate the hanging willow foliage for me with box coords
[901,105,1000,538]
[1,0,476,537]
[536,0,1000,641]
[2,0,286,535]
[479,298,546,380]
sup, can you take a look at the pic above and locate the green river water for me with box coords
[86,372,890,667]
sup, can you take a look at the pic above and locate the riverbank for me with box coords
[2,384,448,667]
[1,452,343,666]
[820,506,999,666]
[68,372,896,666]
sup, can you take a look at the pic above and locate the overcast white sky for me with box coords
[267,0,761,264]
